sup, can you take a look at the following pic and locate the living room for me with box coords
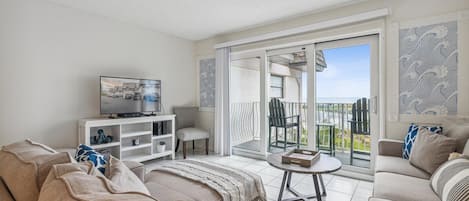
[1,0,468,201]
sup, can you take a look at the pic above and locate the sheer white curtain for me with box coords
[214,47,231,156]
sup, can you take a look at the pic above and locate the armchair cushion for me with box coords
[176,127,209,141]
[378,139,404,157]
[174,107,197,129]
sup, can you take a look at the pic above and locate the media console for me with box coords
[78,115,175,162]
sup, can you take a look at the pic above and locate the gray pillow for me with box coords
[410,128,457,174]
[444,123,469,153]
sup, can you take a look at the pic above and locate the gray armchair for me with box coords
[173,107,209,159]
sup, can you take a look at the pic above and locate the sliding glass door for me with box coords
[266,45,315,153]
[314,35,379,172]
[230,51,267,157]
[228,35,380,173]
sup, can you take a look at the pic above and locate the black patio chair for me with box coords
[349,97,371,165]
[268,98,301,151]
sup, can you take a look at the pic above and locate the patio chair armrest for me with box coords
[284,115,300,119]
[378,139,404,157]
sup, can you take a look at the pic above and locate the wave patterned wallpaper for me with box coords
[399,21,458,115]
[199,58,216,108]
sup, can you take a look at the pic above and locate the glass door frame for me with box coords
[230,50,268,158]
[265,45,317,151]
[314,34,380,173]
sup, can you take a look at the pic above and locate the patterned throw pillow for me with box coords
[75,144,107,174]
[431,157,469,201]
[403,123,443,159]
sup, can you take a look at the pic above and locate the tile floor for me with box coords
[143,152,373,201]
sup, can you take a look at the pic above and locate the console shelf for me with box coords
[90,142,121,149]
[152,134,173,140]
[121,131,152,138]
[78,115,175,162]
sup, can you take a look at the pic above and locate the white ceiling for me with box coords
[46,0,360,41]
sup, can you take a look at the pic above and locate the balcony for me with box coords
[231,101,371,168]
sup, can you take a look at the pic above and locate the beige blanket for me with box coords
[152,160,266,201]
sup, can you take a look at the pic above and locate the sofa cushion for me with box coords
[444,123,469,153]
[122,160,146,182]
[403,124,443,159]
[38,162,156,201]
[0,139,75,201]
[431,157,469,201]
[145,170,222,201]
[375,155,430,179]
[410,128,457,174]
[373,172,440,201]
[176,127,210,141]
[105,157,150,195]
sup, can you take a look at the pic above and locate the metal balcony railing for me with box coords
[230,101,371,153]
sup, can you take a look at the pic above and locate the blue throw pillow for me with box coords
[402,123,443,159]
[75,144,107,174]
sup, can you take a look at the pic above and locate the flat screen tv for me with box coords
[100,76,161,115]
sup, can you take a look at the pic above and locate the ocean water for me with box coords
[316,97,367,103]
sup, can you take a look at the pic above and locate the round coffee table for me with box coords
[267,152,342,201]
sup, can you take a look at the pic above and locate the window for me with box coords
[270,75,283,98]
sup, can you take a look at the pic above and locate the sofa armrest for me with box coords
[0,177,15,201]
[378,139,404,157]
[122,161,146,182]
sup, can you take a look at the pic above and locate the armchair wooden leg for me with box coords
[183,141,187,159]
[175,139,180,152]
[205,138,209,155]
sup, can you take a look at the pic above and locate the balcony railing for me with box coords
[230,101,371,153]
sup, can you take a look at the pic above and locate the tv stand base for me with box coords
[116,113,144,118]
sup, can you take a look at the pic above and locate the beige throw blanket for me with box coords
[153,160,267,201]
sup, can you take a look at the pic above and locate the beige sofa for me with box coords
[0,141,266,201]
[370,125,469,201]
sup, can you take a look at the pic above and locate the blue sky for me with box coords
[315,44,370,100]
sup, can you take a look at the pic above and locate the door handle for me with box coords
[372,96,377,114]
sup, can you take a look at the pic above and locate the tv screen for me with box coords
[100,76,161,114]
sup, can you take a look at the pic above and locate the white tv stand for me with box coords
[78,115,175,162]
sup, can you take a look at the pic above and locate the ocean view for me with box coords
[316,97,366,103]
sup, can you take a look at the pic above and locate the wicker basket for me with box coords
[281,149,320,167]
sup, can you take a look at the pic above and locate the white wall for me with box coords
[194,0,469,141]
[0,0,195,147]
[231,67,260,103]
